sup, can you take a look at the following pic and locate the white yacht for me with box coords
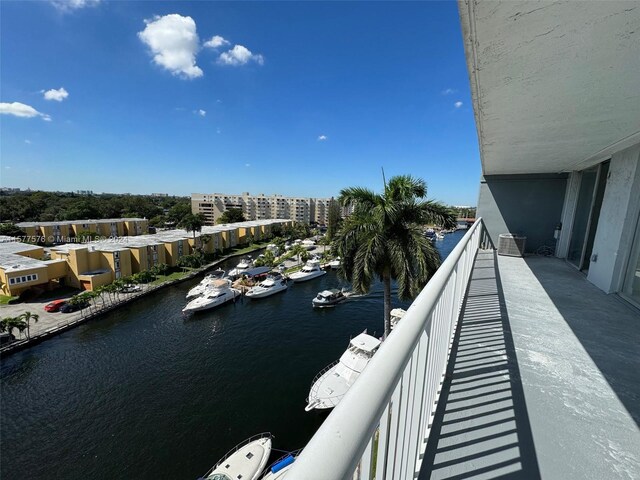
[182,279,241,313]
[245,274,288,299]
[305,332,381,411]
[187,270,227,299]
[312,289,347,308]
[390,308,407,331]
[202,433,272,480]
[327,257,341,270]
[228,256,254,277]
[289,260,326,283]
[301,239,316,250]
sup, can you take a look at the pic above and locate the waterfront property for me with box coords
[286,2,640,478]
[1,219,292,295]
[16,217,149,240]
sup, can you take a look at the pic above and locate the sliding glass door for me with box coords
[567,162,609,271]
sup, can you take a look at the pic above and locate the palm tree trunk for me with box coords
[383,274,392,339]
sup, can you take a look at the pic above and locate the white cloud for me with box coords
[0,102,51,121]
[218,45,264,66]
[317,135,328,141]
[50,0,100,12]
[138,14,203,79]
[204,35,230,49]
[454,101,463,108]
[43,87,69,101]
[442,88,456,95]
[195,109,206,117]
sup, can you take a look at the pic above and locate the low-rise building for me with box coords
[0,242,68,296]
[16,218,148,242]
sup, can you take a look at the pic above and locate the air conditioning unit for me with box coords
[498,233,526,257]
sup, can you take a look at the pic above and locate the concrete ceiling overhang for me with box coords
[459,0,640,175]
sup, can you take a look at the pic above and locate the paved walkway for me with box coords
[420,250,640,479]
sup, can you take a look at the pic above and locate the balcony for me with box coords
[288,221,639,479]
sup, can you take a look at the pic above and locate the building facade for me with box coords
[16,218,148,243]
[191,192,338,225]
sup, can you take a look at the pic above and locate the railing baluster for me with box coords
[375,403,391,480]
[407,328,428,475]
[385,381,403,479]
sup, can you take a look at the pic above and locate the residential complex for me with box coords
[16,218,149,240]
[191,192,344,225]
[0,219,291,296]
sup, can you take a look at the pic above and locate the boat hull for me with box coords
[289,270,326,283]
[182,289,241,313]
[245,284,287,299]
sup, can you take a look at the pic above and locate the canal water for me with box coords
[0,231,464,480]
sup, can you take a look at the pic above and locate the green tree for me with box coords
[179,213,206,248]
[19,311,39,339]
[336,174,456,338]
[0,223,25,237]
[217,208,246,224]
[327,199,342,241]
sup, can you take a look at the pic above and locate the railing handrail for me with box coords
[288,218,483,479]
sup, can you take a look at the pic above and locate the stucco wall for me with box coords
[478,174,568,253]
[587,144,640,292]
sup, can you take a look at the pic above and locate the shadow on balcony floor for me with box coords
[419,250,540,479]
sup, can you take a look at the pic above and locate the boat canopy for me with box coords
[349,333,381,353]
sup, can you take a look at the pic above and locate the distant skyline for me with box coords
[1,1,481,205]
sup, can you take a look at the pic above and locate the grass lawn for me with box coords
[228,241,272,256]
[150,270,192,285]
[0,295,18,305]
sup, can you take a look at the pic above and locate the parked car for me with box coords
[44,299,68,312]
[60,301,89,313]
[120,284,142,294]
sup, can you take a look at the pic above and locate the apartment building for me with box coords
[16,218,148,242]
[0,240,68,296]
[191,192,337,225]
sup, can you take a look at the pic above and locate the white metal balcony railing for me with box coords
[288,218,488,480]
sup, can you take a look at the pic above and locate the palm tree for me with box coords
[336,174,456,338]
[290,244,308,266]
[20,311,39,339]
[179,213,206,250]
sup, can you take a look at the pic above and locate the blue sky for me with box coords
[1,1,481,205]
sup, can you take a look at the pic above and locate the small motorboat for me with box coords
[246,274,288,299]
[182,279,241,313]
[228,256,255,277]
[305,332,381,411]
[200,433,272,480]
[312,289,347,308]
[289,260,326,283]
[327,257,341,270]
[390,308,407,331]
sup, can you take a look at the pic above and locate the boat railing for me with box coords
[287,218,488,479]
[204,432,273,477]
[307,359,340,395]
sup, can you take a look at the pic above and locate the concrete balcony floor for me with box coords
[419,250,640,479]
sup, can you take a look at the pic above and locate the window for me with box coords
[9,278,15,284]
